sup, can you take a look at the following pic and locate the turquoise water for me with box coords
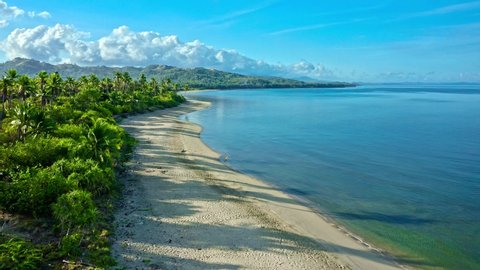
[182,85,480,269]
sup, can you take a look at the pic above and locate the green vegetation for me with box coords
[1,58,357,89]
[0,237,44,270]
[0,69,185,268]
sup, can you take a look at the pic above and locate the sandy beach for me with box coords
[111,100,406,270]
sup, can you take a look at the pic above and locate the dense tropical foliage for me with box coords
[0,69,185,269]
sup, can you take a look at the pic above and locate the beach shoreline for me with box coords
[111,99,406,269]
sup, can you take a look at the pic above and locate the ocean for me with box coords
[181,85,480,269]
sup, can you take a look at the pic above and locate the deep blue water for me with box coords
[182,85,480,269]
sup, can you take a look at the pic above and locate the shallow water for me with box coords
[182,85,480,269]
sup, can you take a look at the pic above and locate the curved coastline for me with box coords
[181,99,408,270]
[193,119,390,258]
[112,99,406,269]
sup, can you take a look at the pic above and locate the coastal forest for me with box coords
[0,58,356,90]
[0,69,185,269]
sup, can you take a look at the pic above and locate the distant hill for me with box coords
[0,58,356,89]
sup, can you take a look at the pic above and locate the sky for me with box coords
[0,0,479,82]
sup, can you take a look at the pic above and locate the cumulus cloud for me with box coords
[0,0,24,27]
[0,0,24,17]
[0,1,50,28]
[1,24,337,80]
[3,24,90,63]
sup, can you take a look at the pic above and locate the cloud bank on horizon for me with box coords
[1,24,334,81]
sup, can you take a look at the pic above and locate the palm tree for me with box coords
[36,71,49,107]
[8,102,49,140]
[10,103,31,140]
[17,75,33,101]
[122,72,132,92]
[88,74,100,90]
[5,69,18,109]
[138,73,147,89]
[161,78,173,95]
[0,70,18,120]
[85,118,123,166]
[173,83,179,92]
[100,77,113,94]
[149,78,159,94]
[113,71,123,92]
[77,75,89,91]
[1,76,9,120]
[47,72,62,104]
[63,77,78,97]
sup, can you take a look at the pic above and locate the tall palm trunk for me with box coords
[41,81,47,107]
[1,83,6,120]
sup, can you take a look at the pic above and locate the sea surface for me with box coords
[181,85,480,269]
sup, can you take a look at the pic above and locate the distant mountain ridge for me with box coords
[0,58,356,89]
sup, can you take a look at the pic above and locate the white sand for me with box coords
[111,100,407,270]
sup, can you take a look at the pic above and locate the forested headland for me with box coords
[0,58,357,90]
[0,69,185,269]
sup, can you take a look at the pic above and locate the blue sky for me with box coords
[1,0,479,82]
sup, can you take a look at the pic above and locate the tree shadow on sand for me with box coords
[114,102,437,269]
[117,172,436,269]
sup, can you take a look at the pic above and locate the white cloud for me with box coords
[1,24,338,80]
[0,19,8,28]
[0,0,25,27]
[0,1,51,28]
[0,0,24,17]
[28,10,51,19]
[3,24,89,63]
[37,11,51,19]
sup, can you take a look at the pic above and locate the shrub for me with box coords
[54,123,85,140]
[73,88,102,111]
[55,137,92,161]
[52,158,115,196]
[86,230,116,267]
[59,232,83,258]
[79,110,112,126]
[6,137,70,169]
[0,128,16,144]
[120,104,133,113]
[3,103,56,140]
[119,133,137,163]
[0,146,10,177]
[52,190,99,233]
[48,104,83,125]
[132,101,148,113]
[0,168,74,216]
[172,93,186,103]
[0,238,43,270]
[155,96,176,108]
[92,104,113,118]
[84,118,125,166]
[98,101,119,115]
